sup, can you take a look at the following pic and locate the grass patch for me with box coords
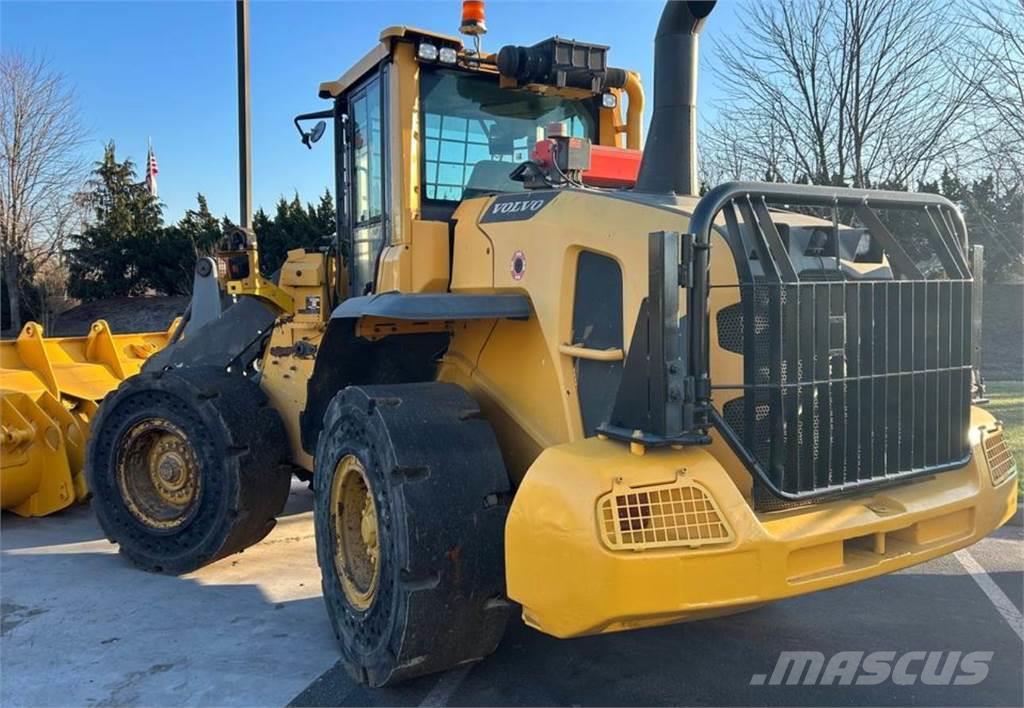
[981,380,1024,493]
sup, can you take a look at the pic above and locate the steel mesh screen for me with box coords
[983,429,1018,485]
[716,279,973,497]
[597,481,733,550]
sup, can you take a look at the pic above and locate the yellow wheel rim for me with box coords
[117,418,201,530]
[331,454,380,610]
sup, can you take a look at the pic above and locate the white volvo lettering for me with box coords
[491,199,545,216]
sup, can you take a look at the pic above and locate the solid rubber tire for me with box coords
[313,382,513,687]
[86,366,292,574]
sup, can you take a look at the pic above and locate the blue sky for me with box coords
[3,1,741,222]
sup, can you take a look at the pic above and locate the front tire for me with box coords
[313,383,512,687]
[86,366,292,574]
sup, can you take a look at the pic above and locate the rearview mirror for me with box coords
[294,110,333,150]
[309,120,326,144]
[302,120,327,149]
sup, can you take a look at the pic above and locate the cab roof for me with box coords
[318,26,464,99]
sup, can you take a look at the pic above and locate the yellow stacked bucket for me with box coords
[0,320,176,516]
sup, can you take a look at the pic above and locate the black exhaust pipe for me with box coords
[634,1,716,195]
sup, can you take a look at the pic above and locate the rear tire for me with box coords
[313,383,512,687]
[86,366,292,574]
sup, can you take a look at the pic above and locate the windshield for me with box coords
[420,69,597,202]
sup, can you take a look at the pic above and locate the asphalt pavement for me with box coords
[2,481,1021,707]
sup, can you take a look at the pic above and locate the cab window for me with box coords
[420,69,596,203]
[349,74,385,294]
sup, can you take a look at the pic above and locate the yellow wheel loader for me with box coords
[83,0,1017,687]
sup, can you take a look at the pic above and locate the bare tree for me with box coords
[700,113,794,187]
[0,54,86,331]
[703,0,975,188]
[958,0,1024,187]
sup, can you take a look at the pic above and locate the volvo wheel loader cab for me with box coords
[85,0,1018,688]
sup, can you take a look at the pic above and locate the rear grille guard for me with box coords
[597,181,983,501]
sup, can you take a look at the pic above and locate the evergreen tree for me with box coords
[917,170,1024,282]
[64,138,337,298]
[66,142,162,299]
[313,188,339,255]
[144,194,223,295]
[253,190,336,275]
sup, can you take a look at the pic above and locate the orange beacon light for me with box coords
[460,1,487,36]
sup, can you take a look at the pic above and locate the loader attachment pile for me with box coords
[0,320,176,517]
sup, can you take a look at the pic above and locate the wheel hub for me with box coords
[117,419,201,530]
[361,500,379,563]
[331,455,380,610]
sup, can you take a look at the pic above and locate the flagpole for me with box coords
[236,0,252,231]
[145,137,158,198]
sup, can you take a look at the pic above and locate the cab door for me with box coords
[344,67,389,296]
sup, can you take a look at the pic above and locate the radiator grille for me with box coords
[715,279,973,498]
[983,429,1018,485]
[597,478,733,551]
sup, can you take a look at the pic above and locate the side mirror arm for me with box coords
[293,109,333,149]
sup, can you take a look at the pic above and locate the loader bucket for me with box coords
[0,319,177,517]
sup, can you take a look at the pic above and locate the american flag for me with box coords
[145,140,159,197]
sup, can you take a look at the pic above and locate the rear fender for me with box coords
[300,291,532,454]
[299,318,448,454]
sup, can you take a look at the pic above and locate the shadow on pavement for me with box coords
[1,476,315,553]
[4,478,1019,707]
[0,505,108,550]
[281,480,315,517]
[1,541,336,706]
[293,567,1023,707]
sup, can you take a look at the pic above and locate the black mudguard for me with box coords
[143,296,279,374]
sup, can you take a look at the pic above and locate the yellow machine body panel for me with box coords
[438,189,744,483]
[0,320,176,516]
[256,248,334,472]
[261,320,325,472]
[505,407,1018,638]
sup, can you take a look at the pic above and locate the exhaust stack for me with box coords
[634,1,715,195]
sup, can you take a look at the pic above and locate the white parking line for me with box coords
[954,548,1024,642]
[418,665,472,707]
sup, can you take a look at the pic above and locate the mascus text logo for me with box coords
[480,192,558,223]
[750,650,993,686]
